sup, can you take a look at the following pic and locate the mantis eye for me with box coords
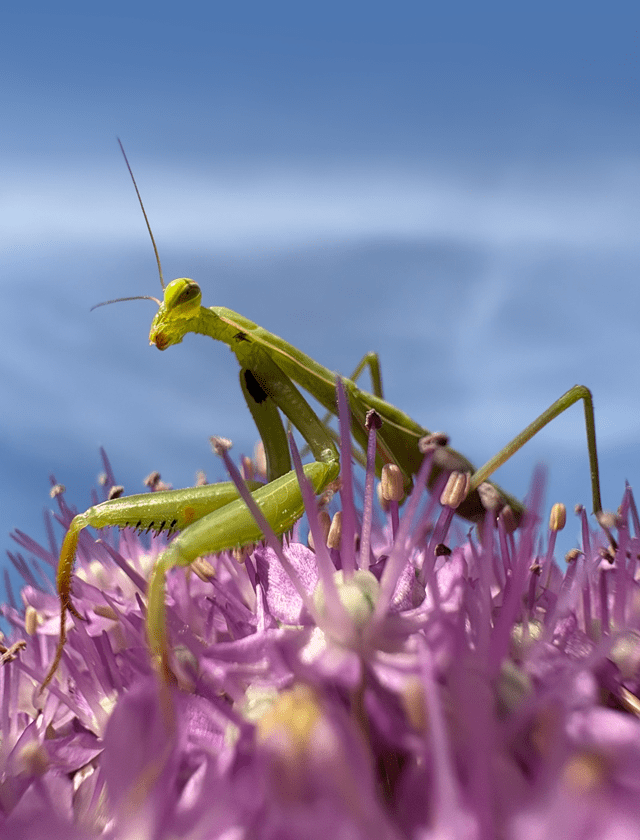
[164,277,202,310]
[175,280,201,305]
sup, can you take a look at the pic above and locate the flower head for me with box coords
[2,432,640,838]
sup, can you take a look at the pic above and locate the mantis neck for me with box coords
[195,306,260,350]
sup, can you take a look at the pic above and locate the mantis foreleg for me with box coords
[239,366,292,481]
[145,458,337,678]
[43,347,341,689]
[147,352,340,678]
[41,480,262,689]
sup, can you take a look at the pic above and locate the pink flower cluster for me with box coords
[2,425,640,839]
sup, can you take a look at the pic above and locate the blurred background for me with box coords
[1,2,638,595]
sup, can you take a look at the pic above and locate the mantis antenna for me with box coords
[90,141,166,311]
[90,296,161,311]
[117,137,165,290]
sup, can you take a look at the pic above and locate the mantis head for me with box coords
[148,278,203,350]
[90,278,203,351]
[93,145,205,350]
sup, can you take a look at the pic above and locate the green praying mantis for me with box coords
[40,144,604,690]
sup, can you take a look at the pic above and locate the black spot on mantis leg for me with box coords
[244,369,269,404]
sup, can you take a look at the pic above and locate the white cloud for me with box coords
[2,156,639,253]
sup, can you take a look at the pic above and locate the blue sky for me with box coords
[1,2,639,594]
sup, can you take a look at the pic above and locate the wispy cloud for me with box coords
[3,157,639,252]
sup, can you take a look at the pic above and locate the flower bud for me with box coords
[440,471,471,510]
[549,503,566,532]
[380,463,404,502]
[308,510,331,550]
[327,511,342,549]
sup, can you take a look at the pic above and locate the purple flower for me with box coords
[2,428,640,838]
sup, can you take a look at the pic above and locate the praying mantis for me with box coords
[40,144,604,690]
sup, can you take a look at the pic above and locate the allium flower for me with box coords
[2,404,640,839]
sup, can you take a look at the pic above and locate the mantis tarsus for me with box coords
[40,144,604,690]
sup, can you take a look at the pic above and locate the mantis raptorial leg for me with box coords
[40,144,605,690]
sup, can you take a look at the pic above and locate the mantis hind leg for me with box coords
[469,385,603,517]
[301,351,384,462]
[344,351,384,399]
